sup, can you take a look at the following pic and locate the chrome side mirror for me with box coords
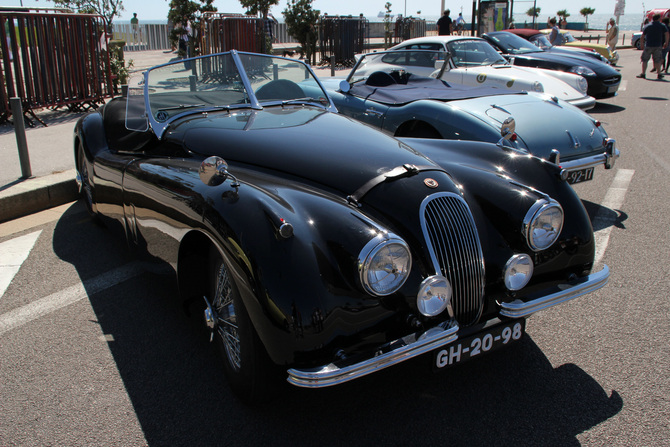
[339,80,351,93]
[200,156,240,190]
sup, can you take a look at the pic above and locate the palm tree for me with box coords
[526,6,541,27]
[557,9,570,27]
[580,7,595,31]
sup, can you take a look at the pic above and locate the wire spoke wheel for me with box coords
[208,252,280,403]
[213,263,241,370]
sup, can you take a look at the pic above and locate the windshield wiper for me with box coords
[156,104,205,112]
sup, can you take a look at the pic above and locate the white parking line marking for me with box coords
[618,80,627,92]
[593,169,635,266]
[0,262,144,336]
[0,230,42,299]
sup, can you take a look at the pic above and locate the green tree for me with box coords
[239,0,279,19]
[283,0,320,64]
[580,7,595,30]
[557,10,570,21]
[52,0,124,29]
[168,0,216,57]
[383,2,393,48]
[525,6,540,27]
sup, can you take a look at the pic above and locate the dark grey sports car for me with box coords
[483,31,621,98]
[74,51,609,402]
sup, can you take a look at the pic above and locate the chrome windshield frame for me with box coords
[136,50,338,139]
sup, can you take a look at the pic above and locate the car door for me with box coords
[335,92,390,129]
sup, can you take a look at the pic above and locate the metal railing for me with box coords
[319,16,368,66]
[200,14,268,55]
[0,10,113,125]
[113,23,172,51]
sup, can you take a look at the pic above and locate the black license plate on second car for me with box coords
[433,320,524,370]
[567,167,594,184]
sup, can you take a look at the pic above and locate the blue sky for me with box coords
[0,0,646,22]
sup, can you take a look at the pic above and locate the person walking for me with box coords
[437,10,452,36]
[548,17,562,46]
[637,13,669,80]
[663,17,670,73]
[454,12,465,35]
[606,18,619,51]
[130,13,140,45]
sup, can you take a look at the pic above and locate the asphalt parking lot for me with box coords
[1,47,669,446]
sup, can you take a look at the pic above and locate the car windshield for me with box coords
[348,49,447,83]
[126,51,334,137]
[530,34,553,50]
[561,32,576,42]
[446,39,508,67]
[486,32,543,54]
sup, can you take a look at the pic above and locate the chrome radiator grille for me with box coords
[421,193,485,326]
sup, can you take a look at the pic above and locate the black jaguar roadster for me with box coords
[74,51,609,402]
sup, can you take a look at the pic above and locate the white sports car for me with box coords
[383,36,596,110]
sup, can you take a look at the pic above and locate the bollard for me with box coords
[10,98,32,179]
[331,55,335,77]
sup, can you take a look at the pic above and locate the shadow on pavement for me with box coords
[53,201,623,447]
[582,199,629,231]
[590,102,626,113]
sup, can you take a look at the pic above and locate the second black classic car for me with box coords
[75,51,609,402]
[482,31,622,98]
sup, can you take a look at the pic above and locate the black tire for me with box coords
[635,39,641,50]
[208,251,280,403]
[77,143,98,219]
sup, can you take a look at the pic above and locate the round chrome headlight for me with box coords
[417,275,453,317]
[577,75,589,93]
[532,81,544,93]
[359,235,411,296]
[523,199,564,251]
[504,254,534,291]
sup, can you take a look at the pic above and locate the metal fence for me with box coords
[319,16,368,66]
[200,14,268,55]
[113,23,171,51]
[0,10,113,125]
[393,17,427,44]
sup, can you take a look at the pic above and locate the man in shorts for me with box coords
[638,13,669,80]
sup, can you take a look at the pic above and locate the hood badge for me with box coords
[424,178,439,188]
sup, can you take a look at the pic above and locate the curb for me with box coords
[0,169,79,223]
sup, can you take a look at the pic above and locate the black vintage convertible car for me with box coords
[75,51,609,402]
[482,31,622,98]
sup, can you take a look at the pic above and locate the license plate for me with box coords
[607,85,618,93]
[567,167,594,184]
[434,320,524,369]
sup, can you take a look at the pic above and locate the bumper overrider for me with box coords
[286,265,609,388]
[559,138,619,172]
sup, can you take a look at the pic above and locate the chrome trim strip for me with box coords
[499,265,609,318]
[287,322,459,388]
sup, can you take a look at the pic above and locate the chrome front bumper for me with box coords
[567,95,596,111]
[499,265,609,318]
[560,138,619,172]
[287,265,609,388]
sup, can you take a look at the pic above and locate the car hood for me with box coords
[458,94,607,160]
[168,106,450,195]
[513,51,619,76]
[445,65,585,101]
